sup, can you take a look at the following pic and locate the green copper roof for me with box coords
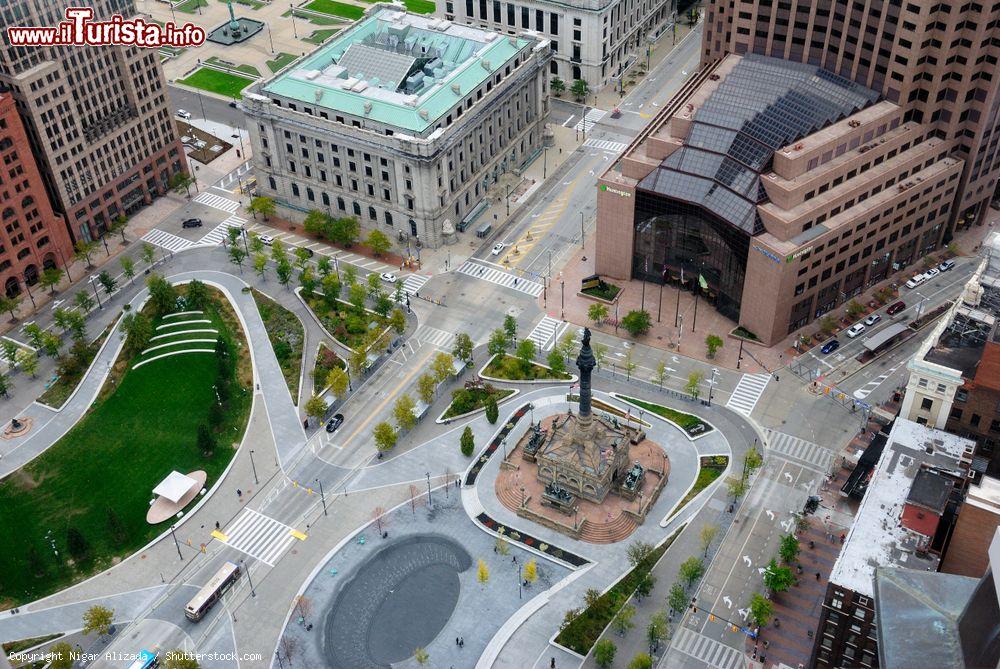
[262,9,531,135]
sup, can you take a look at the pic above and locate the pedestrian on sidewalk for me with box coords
[237,488,242,499]
[840,533,846,544]
[455,638,459,646]
[816,571,821,581]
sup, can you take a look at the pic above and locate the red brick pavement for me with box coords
[745,518,846,669]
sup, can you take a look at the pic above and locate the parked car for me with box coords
[380,272,398,284]
[846,323,866,338]
[181,218,202,228]
[904,274,926,289]
[325,414,344,433]
[864,313,882,326]
[228,101,238,109]
[259,235,274,246]
[821,339,841,354]
[887,300,907,315]
[924,267,940,279]
[176,109,191,119]
[491,242,506,255]
[938,259,956,272]
[298,247,314,258]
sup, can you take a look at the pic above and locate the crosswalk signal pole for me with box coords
[317,478,327,516]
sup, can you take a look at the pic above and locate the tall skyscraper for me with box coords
[0,0,184,242]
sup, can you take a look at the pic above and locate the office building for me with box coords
[0,93,74,299]
[941,476,1000,579]
[596,53,959,344]
[244,6,550,249]
[902,232,1000,476]
[0,0,185,243]
[439,0,674,90]
[813,418,973,669]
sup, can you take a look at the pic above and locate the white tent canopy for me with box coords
[152,471,199,504]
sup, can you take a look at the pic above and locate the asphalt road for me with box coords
[168,85,245,128]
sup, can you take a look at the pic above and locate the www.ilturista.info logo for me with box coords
[6,7,206,48]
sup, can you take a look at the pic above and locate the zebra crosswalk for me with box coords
[194,192,240,214]
[573,108,606,133]
[456,261,544,297]
[671,627,745,669]
[725,373,771,416]
[584,138,629,154]
[414,324,454,350]
[765,429,835,473]
[402,273,430,296]
[141,229,195,253]
[198,215,247,246]
[526,316,565,351]
[220,508,299,566]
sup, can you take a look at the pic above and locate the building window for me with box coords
[971,414,981,427]
[920,397,933,411]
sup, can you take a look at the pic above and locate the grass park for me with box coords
[616,395,714,436]
[305,28,341,44]
[305,0,365,20]
[0,284,252,606]
[177,68,256,99]
[266,52,299,73]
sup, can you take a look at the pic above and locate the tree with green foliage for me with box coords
[431,351,455,383]
[394,393,418,430]
[109,214,129,243]
[0,373,12,399]
[488,328,508,357]
[348,346,368,378]
[343,264,358,287]
[247,196,276,220]
[594,639,616,668]
[366,229,391,256]
[626,540,655,567]
[653,360,668,388]
[229,244,248,272]
[627,652,653,669]
[253,253,268,280]
[373,421,397,451]
[186,280,209,310]
[366,271,383,298]
[635,572,656,601]
[557,331,578,359]
[417,373,436,405]
[120,256,136,285]
[705,333,723,358]
[819,314,838,335]
[271,239,288,265]
[1,340,17,366]
[779,533,800,565]
[292,246,312,269]
[700,523,720,557]
[248,233,264,255]
[71,291,94,317]
[726,475,748,502]
[678,556,705,588]
[622,309,652,336]
[748,593,773,626]
[48,641,75,669]
[146,274,177,316]
[348,282,367,312]
[374,294,393,317]
[40,266,64,294]
[515,338,536,373]
[763,558,795,593]
[17,349,39,378]
[74,239,98,268]
[121,311,153,354]
[550,77,566,96]
[41,331,61,358]
[326,366,349,399]
[330,216,360,246]
[300,267,318,296]
[141,242,157,268]
[321,273,341,306]
[593,341,609,369]
[23,322,44,349]
[668,582,687,613]
[163,652,202,669]
[744,444,763,478]
[460,425,475,456]
[303,209,329,237]
[571,78,590,101]
[413,647,429,666]
[390,308,406,334]
[275,259,294,288]
[684,371,704,400]
[485,393,499,424]
[97,271,117,296]
[0,293,20,321]
[305,395,328,421]
[588,302,608,325]
[316,256,332,277]
[612,604,636,636]
[503,314,518,347]
[452,332,473,365]
[547,348,566,375]
[647,609,670,655]
[169,171,195,198]
[846,299,865,318]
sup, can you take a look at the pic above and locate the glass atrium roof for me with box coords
[638,55,879,235]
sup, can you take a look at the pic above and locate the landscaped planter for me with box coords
[478,353,577,385]
[464,402,531,486]
[611,393,715,440]
[436,387,518,424]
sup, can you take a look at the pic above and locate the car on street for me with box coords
[298,247,314,258]
[887,300,907,315]
[864,313,882,326]
[905,274,927,289]
[176,109,191,119]
[924,267,940,279]
[846,323,866,338]
[259,235,274,246]
[380,272,397,283]
[228,101,238,109]
[491,242,506,255]
[938,259,956,272]
[181,218,202,228]
[326,413,344,432]
[821,339,841,354]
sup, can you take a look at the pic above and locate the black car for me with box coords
[228,101,238,109]
[325,413,344,432]
[821,339,841,354]
[181,218,202,228]
[299,247,314,258]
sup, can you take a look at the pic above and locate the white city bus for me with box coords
[185,561,241,621]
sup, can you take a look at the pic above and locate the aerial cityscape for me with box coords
[1,0,999,668]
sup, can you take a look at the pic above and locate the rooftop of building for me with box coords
[259,7,532,135]
[966,475,1000,514]
[922,232,1000,379]
[636,53,879,235]
[829,418,973,597]
[906,468,954,514]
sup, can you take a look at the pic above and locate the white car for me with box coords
[491,242,506,255]
[924,268,940,279]
[176,109,191,119]
[904,274,926,289]
[846,323,866,338]
[259,234,274,246]
[380,272,397,284]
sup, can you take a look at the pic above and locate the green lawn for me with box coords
[582,281,621,301]
[483,354,572,381]
[205,56,262,78]
[403,0,436,12]
[442,385,514,419]
[305,0,365,19]
[617,395,713,435]
[175,0,208,13]
[266,52,299,73]
[217,0,266,8]
[0,291,252,606]
[252,289,304,405]
[303,294,388,352]
[305,28,341,44]
[177,68,255,99]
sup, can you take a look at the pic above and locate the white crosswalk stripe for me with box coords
[221,508,297,567]
[526,316,565,351]
[573,108,606,133]
[141,229,195,253]
[197,215,247,246]
[402,273,429,296]
[671,627,744,669]
[583,138,629,154]
[194,192,240,213]
[765,429,835,473]
[725,373,771,416]
[414,324,454,350]
[457,260,544,297]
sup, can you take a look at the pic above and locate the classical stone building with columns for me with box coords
[243,6,551,249]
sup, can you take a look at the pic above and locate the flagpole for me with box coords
[675,268,683,327]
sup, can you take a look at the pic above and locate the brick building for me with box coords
[0,0,184,243]
[940,475,1000,578]
[0,93,74,300]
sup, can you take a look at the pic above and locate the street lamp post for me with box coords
[266,22,275,54]
[707,368,719,406]
[518,563,522,599]
[170,525,183,561]
[560,278,565,319]
[426,471,432,508]
[249,449,259,485]
[506,183,510,216]
[100,234,110,256]
[22,275,36,309]
[55,246,72,283]
[580,212,585,249]
[317,478,327,516]
[91,276,103,310]
[501,437,508,461]
[543,147,548,179]
[290,4,298,38]
[242,559,256,597]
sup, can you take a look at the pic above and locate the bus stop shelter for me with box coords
[863,323,910,353]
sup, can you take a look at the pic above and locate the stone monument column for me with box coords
[576,328,597,431]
